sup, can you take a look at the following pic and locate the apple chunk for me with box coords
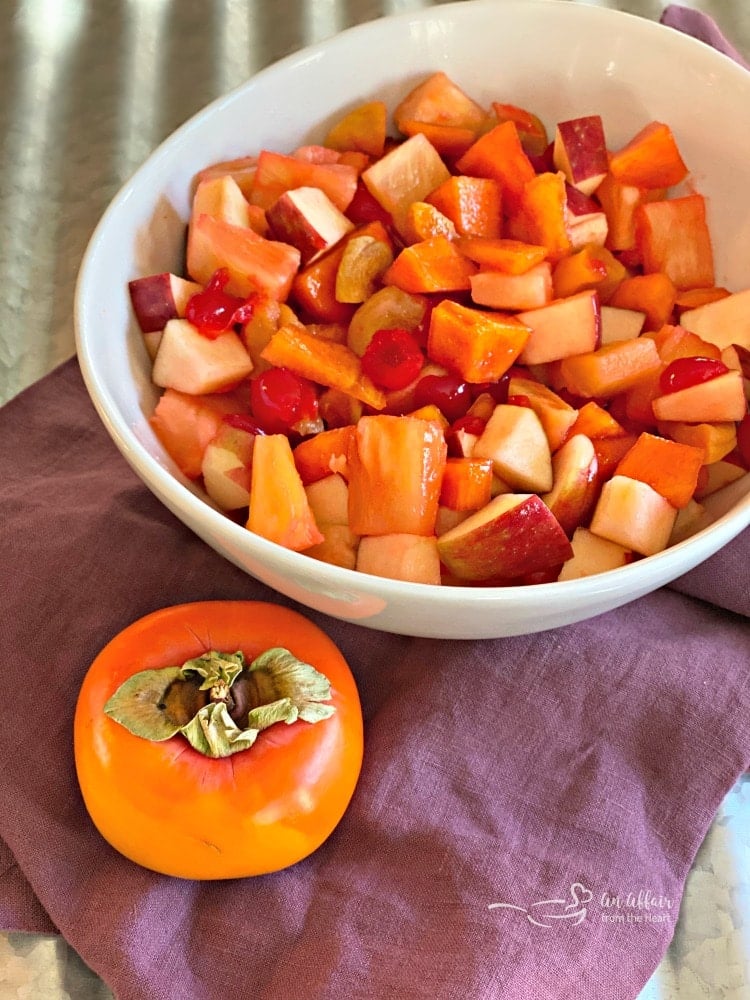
[128,272,203,333]
[473,404,553,493]
[541,433,599,537]
[436,493,573,581]
[152,318,254,394]
[267,186,354,265]
[357,533,441,585]
[553,115,608,195]
[557,527,632,580]
[651,370,747,423]
[201,423,257,510]
[589,475,677,556]
[517,290,601,365]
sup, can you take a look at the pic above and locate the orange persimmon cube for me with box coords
[569,400,625,440]
[427,299,530,383]
[456,121,536,212]
[293,425,356,484]
[657,420,737,465]
[619,368,664,427]
[455,237,547,274]
[247,434,324,551]
[674,286,731,314]
[347,415,447,536]
[505,171,571,262]
[324,100,387,158]
[595,173,667,252]
[439,457,494,511]
[635,194,714,290]
[393,71,489,134]
[398,120,479,160]
[150,389,244,480]
[401,201,458,245]
[382,235,478,294]
[425,176,502,238]
[552,245,608,299]
[592,433,639,481]
[187,214,301,300]
[491,102,549,157]
[614,431,704,508]
[470,263,553,311]
[196,155,258,199]
[652,324,723,363]
[608,121,689,189]
[251,150,358,212]
[261,326,386,410]
[558,337,662,398]
[608,273,677,332]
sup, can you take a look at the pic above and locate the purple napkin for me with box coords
[1,9,749,1000]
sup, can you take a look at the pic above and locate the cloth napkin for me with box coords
[2,11,749,1000]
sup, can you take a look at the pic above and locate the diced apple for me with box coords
[393,72,488,134]
[435,505,473,536]
[191,174,252,228]
[470,262,553,311]
[152,318,254,395]
[304,473,350,526]
[362,133,450,239]
[541,433,599,537]
[669,498,706,544]
[589,475,677,556]
[651,370,747,423]
[201,423,257,510]
[506,375,578,451]
[693,459,747,500]
[553,115,608,195]
[517,290,601,365]
[679,288,750,351]
[557,527,632,580]
[305,524,360,571]
[149,388,244,479]
[356,533,442,585]
[266,186,354,265]
[656,420,737,464]
[436,492,573,581]
[599,304,646,344]
[128,272,203,333]
[568,212,609,250]
[473,404,553,493]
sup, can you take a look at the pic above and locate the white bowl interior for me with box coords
[75,0,750,638]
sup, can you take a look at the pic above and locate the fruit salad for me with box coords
[128,71,750,587]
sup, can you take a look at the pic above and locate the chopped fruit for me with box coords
[185,269,257,338]
[470,263,553,311]
[541,433,599,536]
[266,186,354,265]
[383,235,478,294]
[413,372,473,423]
[517,290,601,365]
[614,431,704,508]
[558,337,662,398]
[473,404,553,493]
[129,272,203,333]
[356,534,442,585]
[589,475,677,556]
[249,367,319,434]
[659,356,729,394]
[324,100,387,158]
[553,115,608,195]
[152,319,254,395]
[247,434,324,550]
[347,286,427,357]
[651,370,747,423]
[439,457,494,510]
[361,328,425,390]
[557,527,632,580]
[608,121,688,189]
[427,299,530,383]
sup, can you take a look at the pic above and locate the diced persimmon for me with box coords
[620,368,663,427]
[505,170,571,262]
[427,299,530,383]
[425,176,502,238]
[614,431,704,508]
[595,173,666,252]
[402,202,458,245]
[187,213,300,300]
[569,400,625,439]
[406,403,449,430]
[455,121,536,213]
[558,337,662,398]
[592,433,639,481]
[491,102,549,157]
[656,420,737,465]
[608,273,676,332]
[292,145,342,164]
[382,235,477,294]
[250,150,358,212]
[674,286,731,314]
[291,220,391,323]
[397,120,479,160]
[293,425,356,484]
[635,194,714,290]
[439,457,494,510]
[196,155,258,199]
[247,434,324,551]
[347,415,447,536]
[261,325,386,410]
[608,121,688,189]
[651,324,722,363]
[324,100,387,158]
[455,237,547,274]
[552,245,608,299]
[149,388,244,479]
[651,370,747,423]
[470,262,553,311]
[393,71,488,134]
[694,459,748,500]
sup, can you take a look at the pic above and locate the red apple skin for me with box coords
[553,115,608,195]
[541,433,600,537]
[128,273,201,333]
[436,493,573,580]
[267,187,353,265]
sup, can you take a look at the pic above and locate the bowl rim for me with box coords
[74,0,750,612]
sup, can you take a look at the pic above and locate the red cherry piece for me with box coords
[249,368,318,434]
[413,372,473,423]
[186,268,257,338]
[659,356,730,395]
[361,328,425,391]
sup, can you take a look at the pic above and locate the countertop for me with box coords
[1,1,748,997]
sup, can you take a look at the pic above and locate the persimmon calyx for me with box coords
[103,647,335,759]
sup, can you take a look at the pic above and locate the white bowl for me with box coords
[75,0,750,639]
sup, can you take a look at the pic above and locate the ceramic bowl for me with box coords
[75,0,750,638]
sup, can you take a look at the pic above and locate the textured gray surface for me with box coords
[1,1,748,997]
